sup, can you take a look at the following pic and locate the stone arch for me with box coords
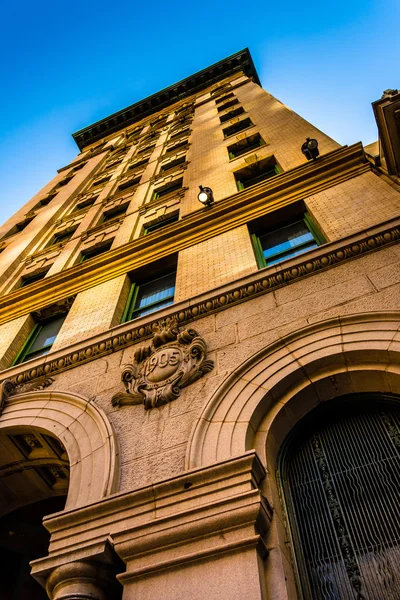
[0,390,119,510]
[186,311,400,470]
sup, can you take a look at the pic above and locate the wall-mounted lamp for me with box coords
[197,185,214,206]
[301,138,319,161]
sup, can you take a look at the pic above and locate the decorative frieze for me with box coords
[3,222,399,388]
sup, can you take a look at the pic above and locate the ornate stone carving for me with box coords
[112,320,214,409]
[0,377,54,414]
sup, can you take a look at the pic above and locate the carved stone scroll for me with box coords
[112,320,214,410]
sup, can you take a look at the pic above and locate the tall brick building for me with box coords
[0,49,399,600]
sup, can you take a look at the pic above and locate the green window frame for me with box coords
[152,179,183,201]
[79,241,113,263]
[251,213,325,268]
[143,214,179,235]
[122,272,176,323]
[13,314,67,365]
[235,159,282,191]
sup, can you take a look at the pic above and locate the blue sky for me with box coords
[0,0,398,227]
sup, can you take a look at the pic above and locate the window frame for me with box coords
[122,271,176,323]
[13,314,67,365]
[251,213,325,269]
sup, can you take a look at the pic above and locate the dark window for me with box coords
[160,157,186,174]
[57,175,74,187]
[117,176,141,192]
[223,118,253,138]
[128,157,149,172]
[137,143,156,155]
[211,85,231,98]
[165,140,189,154]
[80,241,113,262]
[100,205,128,224]
[152,179,183,201]
[169,127,190,140]
[217,98,239,112]
[47,227,77,247]
[14,314,67,364]
[251,214,324,268]
[33,193,57,210]
[143,213,179,234]
[76,195,98,210]
[151,116,168,129]
[72,162,86,172]
[3,215,35,239]
[91,175,111,188]
[215,92,235,105]
[123,271,176,322]
[219,106,245,124]
[227,133,265,159]
[20,270,49,288]
[234,156,282,191]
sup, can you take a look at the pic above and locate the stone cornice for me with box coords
[0,143,370,331]
[2,214,399,387]
[72,49,260,150]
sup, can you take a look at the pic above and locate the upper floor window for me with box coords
[100,205,128,225]
[80,241,113,262]
[159,157,186,174]
[2,215,35,240]
[234,156,282,191]
[215,92,235,105]
[152,179,183,201]
[217,98,239,113]
[90,175,111,189]
[123,271,176,322]
[143,213,179,235]
[227,133,266,159]
[14,313,68,364]
[223,117,253,139]
[46,227,77,248]
[128,157,149,172]
[250,211,325,268]
[20,269,49,288]
[165,140,189,154]
[219,106,245,124]
[117,176,141,192]
[75,195,98,211]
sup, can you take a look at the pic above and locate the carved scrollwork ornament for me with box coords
[112,320,214,410]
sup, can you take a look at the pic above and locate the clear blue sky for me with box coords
[0,0,398,227]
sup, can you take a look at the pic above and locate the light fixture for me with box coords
[197,185,214,206]
[301,138,319,161]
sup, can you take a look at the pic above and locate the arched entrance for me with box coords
[278,394,400,600]
[0,427,70,599]
[0,389,120,598]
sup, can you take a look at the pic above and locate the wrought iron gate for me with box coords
[278,395,400,600]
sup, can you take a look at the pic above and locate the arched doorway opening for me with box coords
[0,426,69,599]
[277,393,400,600]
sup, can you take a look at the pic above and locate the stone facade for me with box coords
[0,49,399,600]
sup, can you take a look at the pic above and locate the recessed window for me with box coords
[223,118,253,138]
[152,179,183,201]
[33,193,57,210]
[91,175,111,189]
[165,140,189,154]
[76,195,98,210]
[123,271,176,322]
[250,211,325,268]
[100,205,128,224]
[211,85,231,98]
[219,106,245,124]
[117,176,141,192]
[46,227,77,248]
[72,162,86,172]
[143,213,179,234]
[14,314,68,364]
[137,143,156,156]
[234,156,282,191]
[151,116,168,129]
[2,215,35,239]
[215,93,235,105]
[80,241,113,262]
[57,175,74,187]
[128,157,149,172]
[160,157,186,174]
[20,269,49,288]
[217,98,239,113]
[169,127,190,140]
[227,133,265,159]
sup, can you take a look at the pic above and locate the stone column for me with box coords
[46,560,121,600]
[31,538,123,600]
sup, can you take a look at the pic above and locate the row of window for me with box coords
[14,208,324,364]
